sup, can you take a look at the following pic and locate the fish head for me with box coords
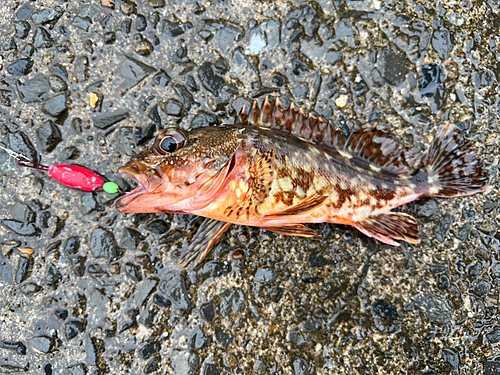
[116,126,244,213]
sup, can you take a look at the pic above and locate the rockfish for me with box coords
[116,98,489,266]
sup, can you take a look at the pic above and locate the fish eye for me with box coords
[154,128,187,154]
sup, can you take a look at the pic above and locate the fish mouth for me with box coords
[115,161,163,212]
[115,166,146,212]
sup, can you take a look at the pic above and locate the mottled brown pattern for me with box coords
[117,98,488,259]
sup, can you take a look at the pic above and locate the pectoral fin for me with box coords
[265,194,329,218]
[179,218,232,267]
[355,212,420,246]
[265,224,321,237]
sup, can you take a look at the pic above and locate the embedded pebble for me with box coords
[36,120,62,152]
[90,228,120,259]
[159,271,191,310]
[7,59,33,76]
[17,74,50,103]
[42,94,68,117]
[28,336,55,353]
[335,94,348,108]
[33,27,54,48]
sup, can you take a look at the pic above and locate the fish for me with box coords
[116,97,489,267]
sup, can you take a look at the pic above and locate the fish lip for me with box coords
[116,164,149,212]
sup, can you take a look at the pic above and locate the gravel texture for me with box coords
[0,0,499,374]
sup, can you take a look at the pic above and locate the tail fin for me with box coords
[421,124,489,198]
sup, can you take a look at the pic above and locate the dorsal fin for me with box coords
[342,125,411,174]
[237,97,411,174]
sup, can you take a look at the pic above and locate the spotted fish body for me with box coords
[116,98,489,266]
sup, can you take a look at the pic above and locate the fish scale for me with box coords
[116,97,489,267]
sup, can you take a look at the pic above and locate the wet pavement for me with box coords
[0,0,499,374]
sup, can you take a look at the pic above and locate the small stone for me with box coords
[145,219,169,234]
[121,19,132,33]
[149,12,160,28]
[219,288,246,316]
[31,6,64,25]
[162,20,193,38]
[18,247,34,255]
[246,19,280,54]
[379,48,409,86]
[49,75,68,92]
[93,109,129,129]
[198,62,225,96]
[36,120,62,152]
[104,31,116,44]
[21,44,35,58]
[5,38,17,51]
[135,38,154,56]
[300,316,322,333]
[81,193,97,214]
[144,356,160,374]
[20,282,42,294]
[432,29,454,60]
[101,0,115,9]
[89,92,102,108]
[200,301,215,322]
[254,359,266,374]
[73,16,92,32]
[335,94,348,108]
[372,300,398,320]
[473,279,491,296]
[54,309,68,320]
[162,99,183,116]
[2,219,39,236]
[232,250,244,260]
[119,227,144,250]
[415,294,452,325]
[190,326,210,349]
[8,131,39,163]
[214,327,233,349]
[140,341,160,360]
[46,263,62,283]
[116,54,156,91]
[90,228,120,259]
[148,0,165,7]
[65,320,84,340]
[7,58,33,76]
[153,293,171,308]
[29,336,55,353]
[293,358,309,375]
[171,350,200,374]
[159,271,191,310]
[136,14,147,31]
[254,267,276,283]
[42,94,68,117]
[172,84,194,111]
[0,341,27,355]
[121,1,137,15]
[125,262,142,282]
[14,21,31,39]
[33,27,54,48]
[17,74,50,103]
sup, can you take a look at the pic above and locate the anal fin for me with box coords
[265,194,328,218]
[178,218,232,267]
[355,212,420,246]
[265,224,321,237]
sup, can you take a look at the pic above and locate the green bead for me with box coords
[103,181,120,194]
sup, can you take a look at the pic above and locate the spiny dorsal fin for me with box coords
[237,97,411,174]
